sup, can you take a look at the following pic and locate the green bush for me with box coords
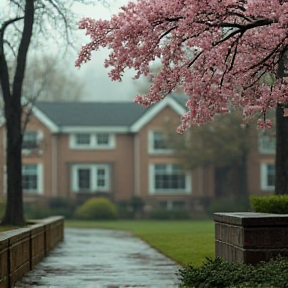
[206,197,250,217]
[48,197,76,219]
[178,256,288,288]
[24,202,52,219]
[75,197,118,220]
[250,195,288,214]
[116,201,134,219]
[149,209,190,220]
[0,197,6,221]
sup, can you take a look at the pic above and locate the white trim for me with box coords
[22,163,43,194]
[260,163,275,191]
[149,163,192,195]
[69,133,116,150]
[32,106,59,133]
[134,134,140,196]
[22,130,43,150]
[62,126,129,133]
[131,97,186,132]
[71,164,110,192]
[148,130,173,155]
[52,135,58,196]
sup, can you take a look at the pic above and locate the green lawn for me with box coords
[65,220,215,267]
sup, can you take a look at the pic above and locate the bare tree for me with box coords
[0,0,108,226]
[23,55,83,102]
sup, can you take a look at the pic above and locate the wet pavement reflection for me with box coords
[16,228,181,288]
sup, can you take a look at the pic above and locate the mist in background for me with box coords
[72,0,141,102]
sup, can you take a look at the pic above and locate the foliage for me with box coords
[178,256,288,288]
[75,197,118,220]
[0,0,107,226]
[250,195,288,214]
[76,0,288,196]
[76,0,288,131]
[65,220,214,266]
[167,111,252,169]
[0,198,6,221]
[23,55,83,102]
[116,201,134,219]
[206,197,251,218]
[148,209,190,220]
[48,197,76,219]
[24,197,77,220]
[24,202,52,220]
[166,111,252,199]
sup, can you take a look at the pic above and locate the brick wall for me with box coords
[0,216,64,288]
[214,212,288,264]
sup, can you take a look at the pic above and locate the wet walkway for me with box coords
[16,228,181,288]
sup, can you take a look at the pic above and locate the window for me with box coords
[72,164,110,192]
[70,133,115,149]
[22,164,43,194]
[260,163,275,191]
[258,131,275,154]
[78,169,90,190]
[97,133,109,145]
[75,134,91,146]
[149,164,191,194]
[22,131,39,149]
[148,131,172,154]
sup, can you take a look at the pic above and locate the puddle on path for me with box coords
[15,228,181,288]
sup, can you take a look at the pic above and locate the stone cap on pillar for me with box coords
[214,212,288,227]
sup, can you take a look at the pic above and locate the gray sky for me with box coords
[72,0,141,102]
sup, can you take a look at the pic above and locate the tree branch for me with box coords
[12,0,34,100]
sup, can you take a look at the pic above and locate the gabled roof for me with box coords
[33,94,187,133]
[35,102,148,127]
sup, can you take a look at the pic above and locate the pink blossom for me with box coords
[76,0,288,131]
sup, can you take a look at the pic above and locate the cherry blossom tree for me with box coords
[76,0,288,195]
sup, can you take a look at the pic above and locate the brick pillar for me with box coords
[214,212,288,264]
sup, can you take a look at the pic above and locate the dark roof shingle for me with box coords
[35,102,148,127]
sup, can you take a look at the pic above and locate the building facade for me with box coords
[0,95,276,212]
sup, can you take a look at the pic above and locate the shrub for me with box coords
[149,209,190,220]
[0,197,6,220]
[116,201,134,219]
[48,197,76,219]
[250,195,288,214]
[24,202,52,219]
[75,197,118,220]
[178,256,288,288]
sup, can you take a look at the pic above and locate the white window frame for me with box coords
[148,130,173,154]
[260,163,275,191]
[69,133,115,150]
[71,164,110,192]
[22,163,43,194]
[149,163,191,194]
[22,130,43,150]
[258,131,276,154]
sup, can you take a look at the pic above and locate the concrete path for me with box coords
[16,228,181,288]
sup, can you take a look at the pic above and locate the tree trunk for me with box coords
[0,0,34,226]
[275,104,288,194]
[275,47,288,195]
[1,102,25,225]
[239,154,248,199]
